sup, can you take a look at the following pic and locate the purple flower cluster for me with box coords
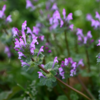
[0,5,12,22]
[49,8,73,30]
[86,12,100,29]
[12,20,44,67]
[76,28,93,45]
[58,58,84,79]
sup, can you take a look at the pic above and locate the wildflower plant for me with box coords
[0,0,100,100]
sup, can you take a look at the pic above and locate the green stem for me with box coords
[85,48,90,72]
[38,65,92,100]
[64,30,70,57]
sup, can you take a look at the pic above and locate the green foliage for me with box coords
[57,95,68,100]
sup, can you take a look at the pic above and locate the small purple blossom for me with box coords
[38,71,45,78]
[86,14,92,21]
[83,36,87,44]
[4,46,11,58]
[69,24,74,30]
[59,67,65,79]
[27,27,32,34]
[18,52,26,59]
[64,58,68,66]
[78,59,84,66]
[95,11,100,20]
[37,46,44,56]
[87,31,92,38]
[52,56,58,68]
[48,50,52,53]
[6,15,12,22]
[26,0,34,9]
[62,9,66,19]
[33,26,40,35]
[0,5,6,18]
[68,57,73,63]
[12,27,18,37]
[21,60,30,66]
[41,64,44,68]
[76,28,83,36]
[39,35,44,41]
[66,13,73,21]
[97,40,100,46]
[22,20,27,31]
[51,3,58,10]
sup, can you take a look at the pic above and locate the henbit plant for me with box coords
[0,0,100,100]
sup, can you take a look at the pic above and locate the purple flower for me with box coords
[95,11,100,20]
[69,24,74,30]
[59,67,65,79]
[76,28,83,36]
[22,20,27,31]
[0,5,6,18]
[86,14,92,21]
[12,27,18,37]
[4,46,11,58]
[62,9,66,19]
[68,57,73,63]
[14,38,20,50]
[6,15,12,22]
[26,0,34,9]
[51,3,58,10]
[41,64,44,68]
[27,27,32,34]
[52,56,58,68]
[18,52,26,59]
[97,40,100,46]
[37,46,44,56]
[66,13,73,21]
[91,19,100,29]
[48,50,52,53]
[20,60,30,66]
[22,31,27,45]
[64,58,68,66]
[70,69,76,76]
[60,19,64,27]
[33,26,40,35]
[83,36,87,44]
[37,71,46,78]
[78,59,84,66]
[87,31,92,38]
[30,39,37,54]
[78,35,82,41]
[53,10,61,20]
[39,35,44,41]
[61,61,64,67]
[19,38,25,48]
[72,62,77,69]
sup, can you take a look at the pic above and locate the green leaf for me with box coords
[0,86,21,100]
